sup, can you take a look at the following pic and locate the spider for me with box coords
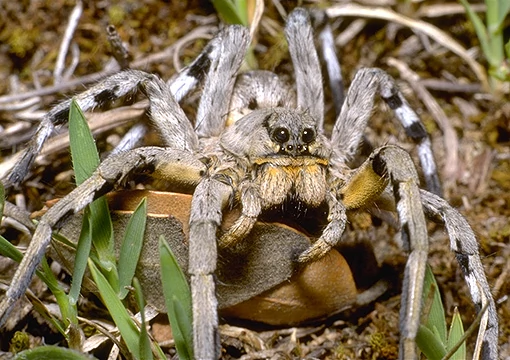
[0,7,498,360]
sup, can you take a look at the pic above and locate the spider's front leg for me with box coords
[369,146,498,359]
[370,145,429,360]
[218,181,261,249]
[298,151,390,263]
[0,148,206,325]
[311,144,429,359]
[188,176,234,360]
[297,192,347,263]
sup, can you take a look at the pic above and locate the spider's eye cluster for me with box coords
[272,127,290,143]
[301,128,315,144]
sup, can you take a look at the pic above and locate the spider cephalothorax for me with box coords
[222,108,330,206]
[0,7,498,360]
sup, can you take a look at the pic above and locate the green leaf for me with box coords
[68,99,115,277]
[41,256,77,326]
[0,235,69,335]
[159,236,193,360]
[118,198,147,299]
[459,0,493,64]
[133,278,153,360]
[89,260,141,357]
[498,0,510,27]
[446,307,466,360]
[416,325,446,360]
[212,0,248,26]
[172,296,194,355]
[68,99,100,186]
[0,182,4,219]
[13,345,97,360]
[25,292,67,339]
[0,236,60,297]
[89,197,116,275]
[422,265,447,343]
[0,234,24,264]
[69,207,93,305]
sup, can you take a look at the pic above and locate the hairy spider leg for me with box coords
[420,190,498,360]
[285,8,325,129]
[0,148,206,326]
[330,68,441,195]
[311,9,345,114]
[2,27,228,187]
[194,26,250,137]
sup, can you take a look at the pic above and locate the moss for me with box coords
[9,331,30,354]
[370,332,398,360]
[1,27,38,58]
[108,5,127,26]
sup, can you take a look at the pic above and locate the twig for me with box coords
[326,3,489,91]
[0,97,41,112]
[417,3,486,18]
[441,297,489,360]
[492,247,510,299]
[54,0,83,84]
[172,27,215,72]
[106,25,131,69]
[62,43,81,82]
[387,57,459,188]
[419,78,482,94]
[3,202,35,232]
[249,0,264,41]
[0,25,217,106]
[335,19,366,48]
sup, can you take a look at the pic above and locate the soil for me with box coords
[0,1,509,359]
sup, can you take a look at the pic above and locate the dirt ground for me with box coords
[0,1,509,359]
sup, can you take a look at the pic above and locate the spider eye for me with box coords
[301,128,315,143]
[272,127,290,143]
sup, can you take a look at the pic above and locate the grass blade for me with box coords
[212,0,247,25]
[118,198,147,299]
[133,278,153,360]
[459,0,492,64]
[446,307,466,360]
[68,99,99,186]
[159,236,193,360]
[69,207,93,305]
[68,99,116,278]
[13,345,98,360]
[0,235,70,336]
[422,265,447,342]
[89,260,141,358]
[498,0,510,26]
[416,325,446,360]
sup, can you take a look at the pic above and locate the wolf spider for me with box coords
[0,7,498,360]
